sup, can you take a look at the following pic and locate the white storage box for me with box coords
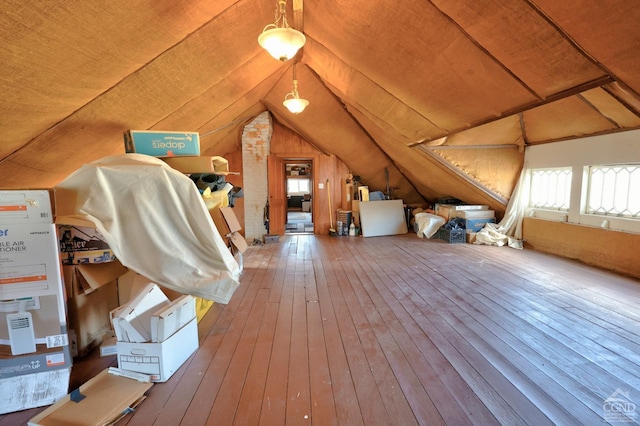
[453,204,489,211]
[455,209,495,219]
[112,283,170,343]
[150,295,196,342]
[116,317,198,382]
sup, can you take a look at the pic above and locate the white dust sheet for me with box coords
[55,154,240,304]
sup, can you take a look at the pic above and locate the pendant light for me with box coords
[283,63,309,114]
[258,0,306,62]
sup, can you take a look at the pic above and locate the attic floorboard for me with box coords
[3,234,640,425]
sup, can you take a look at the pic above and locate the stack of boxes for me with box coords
[435,203,496,243]
[124,129,246,271]
[111,283,198,383]
[0,185,206,414]
[2,132,236,414]
[454,208,496,243]
[0,190,72,414]
[125,129,244,314]
[57,216,128,357]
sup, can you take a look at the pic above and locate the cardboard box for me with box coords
[0,190,72,414]
[464,218,496,232]
[210,206,248,253]
[100,334,117,357]
[161,155,238,175]
[1,292,71,361]
[124,130,200,157]
[116,271,183,306]
[1,191,62,315]
[63,261,128,357]
[342,180,353,211]
[116,271,214,324]
[117,317,198,382]
[0,190,54,225]
[0,291,72,414]
[150,295,196,342]
[358,186,369,202]
[351,200,360,227]
[437,204,491,221]
[435,204,452,221]
[0,223,65,300]
[0,223,71,405]
[455,209,495,219]
[57,216,115,264]
[452,204,489,211]
[210,206,242,236]
[0,330,72,379]
[116,270,146,306]
[28,368,153,425]
[1,367,71,415]
[0,274,72,410]
[112,283,170,343]
[1,190,72,370]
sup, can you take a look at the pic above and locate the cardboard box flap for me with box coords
[28,369,152,426]
[76,261,129,293]
[55,214,97,228]
[162,156,239,175]
[210,206,242,241]
[229,232,248,254]
[114,283,170,343]
[220,206,242,233]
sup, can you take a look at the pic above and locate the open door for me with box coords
[267,155,285,235]
[284,160,314,234]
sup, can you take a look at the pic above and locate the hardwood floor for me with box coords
[3,234,639,425]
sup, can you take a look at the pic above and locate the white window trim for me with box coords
[524,130,640,235]
[528,167,572,211]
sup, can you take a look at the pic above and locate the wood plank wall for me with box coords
[222,122,352,237]
[523,217,640,280]
[269,123,350,235]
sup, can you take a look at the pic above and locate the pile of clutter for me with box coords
[2,130,249,422]
[410,201,496,243]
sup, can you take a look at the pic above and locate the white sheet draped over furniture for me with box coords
[55,154,240,304]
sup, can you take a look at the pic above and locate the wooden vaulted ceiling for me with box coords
[1,0,639,214]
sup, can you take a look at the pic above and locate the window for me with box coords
[287,178,310,194]
[529,168,572,211]
[586,164,640,218]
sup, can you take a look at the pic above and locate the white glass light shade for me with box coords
[283,97,309,114]
[258,27,306,61]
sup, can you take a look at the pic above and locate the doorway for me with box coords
[285,160,314,234]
